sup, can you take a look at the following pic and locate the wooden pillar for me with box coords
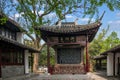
[47,45,50,73]
[30,53,33,72]
[113,53,115,76]
[86,35,89,72]
[96,60,98,69]
[55,48,57,64]
[81,47,84,63]
[0,49,1,78]
[99,60,102,70]
[117,57,119,75]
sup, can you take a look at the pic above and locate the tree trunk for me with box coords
[33,40,39,72]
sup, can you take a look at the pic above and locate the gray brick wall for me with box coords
[1,65,24,78]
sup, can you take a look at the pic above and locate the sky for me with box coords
[11,3,120,39]
[96,5,120,38]
[62,5,120,39]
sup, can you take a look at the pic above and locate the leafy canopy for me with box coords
[89,28,120,57]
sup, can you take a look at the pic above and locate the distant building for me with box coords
[100,45,120,76]
[36,20,101,74]
[0,13,39,78]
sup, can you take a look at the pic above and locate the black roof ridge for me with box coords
[0,35,40,53]
[0,12,25,32]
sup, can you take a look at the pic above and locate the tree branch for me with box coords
[39,43,46,51]
[24,31,35,42]
[39,1,59,18]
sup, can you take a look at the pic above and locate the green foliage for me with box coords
[15,0,120,34]
[39,45,55,66]
[89,27,120,57]
[102,31,120,51]
[0,17,7,25]
[89,27,108,56]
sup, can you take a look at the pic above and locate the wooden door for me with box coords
[0,49,1,78]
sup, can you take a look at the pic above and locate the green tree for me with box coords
[89,30,120,57]
[102,31,120,52]
[39,45,55,66]
[89,27,108,57]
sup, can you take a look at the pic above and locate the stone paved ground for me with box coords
[29,72,120,80]
[87,72,120,80]
[2,72,120,80]
[29,74,90,80]
[89,71,120,80]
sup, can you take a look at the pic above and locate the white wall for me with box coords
[107,53,113,76]
[107,52,120,76]
[24,50,30,74]
[16,32,24,43]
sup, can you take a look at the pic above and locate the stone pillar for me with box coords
[107,53,113,76]
[24,50,29,74]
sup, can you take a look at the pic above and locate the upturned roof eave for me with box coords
[39,21,101,34]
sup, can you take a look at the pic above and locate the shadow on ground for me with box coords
[93,70,120,80]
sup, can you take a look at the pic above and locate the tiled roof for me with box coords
[101,44,120,55]
[0,13,24,32]
[93,55,107,60]
[0,35,40,53]
[38,21,101,33]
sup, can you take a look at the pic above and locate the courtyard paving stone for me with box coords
[2,71,120,80]
[29,74,90,80]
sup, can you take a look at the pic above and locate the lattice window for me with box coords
[57,48,81,64]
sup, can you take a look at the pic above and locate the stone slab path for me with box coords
[29,74,90,80]
[2,72,120,80]
[29,73,120,80]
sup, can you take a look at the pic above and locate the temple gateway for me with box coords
[37,20,101,74]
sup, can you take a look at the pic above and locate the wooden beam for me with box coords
[47,41,86,46]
